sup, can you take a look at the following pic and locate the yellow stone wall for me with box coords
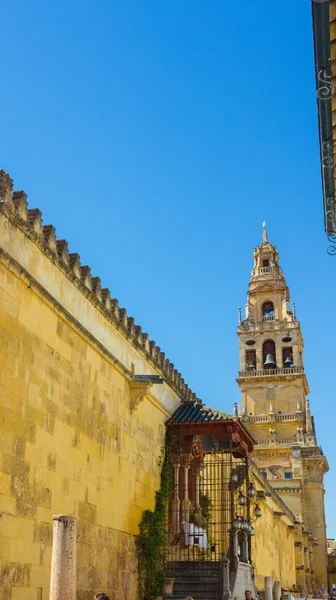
[251,469,297,591]
[301,478,328,587]
[0,207,182,600]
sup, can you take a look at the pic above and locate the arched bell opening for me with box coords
[262,339,276,369]
[282,346,294,368]
[245,349,256,370]
[262,301,274,321]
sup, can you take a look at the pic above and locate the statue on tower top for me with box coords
[262,220,268,243]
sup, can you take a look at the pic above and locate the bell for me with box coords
[264,353,276,368]
[284,354,293,367]
[248,360,255,370]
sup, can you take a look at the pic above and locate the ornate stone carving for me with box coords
[129,380,153,411]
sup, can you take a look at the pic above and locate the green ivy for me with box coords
[199,491,212,523]
[137,431,173,600]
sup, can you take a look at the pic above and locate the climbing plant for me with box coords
[137,431,173,600]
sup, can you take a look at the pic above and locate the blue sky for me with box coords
[1,1,335,535]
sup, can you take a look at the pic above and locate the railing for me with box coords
[246,415,269,423]
[262,314,274,321]
[238,320,297,332]
[275,413,298,422]
[256,436,298,446]
[246,413,298,424]
[258,267,271,274]
[238,367,304,378]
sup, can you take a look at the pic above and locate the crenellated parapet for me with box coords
[0,170,200,404]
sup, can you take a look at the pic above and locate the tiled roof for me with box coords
[166,400,235,425]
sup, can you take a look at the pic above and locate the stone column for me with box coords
[231,528,239,570]
[181,458,190,522]
[275,346,282,369]
[221,553,231,600]
[183,462,189,501]
[265,576,273,600]
[49,514,77,600]
[194,466,201,507]
[256,341,263,370]
[243,532,249,563]
[305,399,312,432]
[292,345,299,368]
[172,460,180,534]
[273,580,281,600]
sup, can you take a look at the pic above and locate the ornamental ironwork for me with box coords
[322,139,336,168]
[316,69,336,101]
[327,233,336,255]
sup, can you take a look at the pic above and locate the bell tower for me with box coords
[237,227,329,587]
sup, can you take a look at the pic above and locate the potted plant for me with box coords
[161,576,175,596]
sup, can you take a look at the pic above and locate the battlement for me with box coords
[0,170,201,404]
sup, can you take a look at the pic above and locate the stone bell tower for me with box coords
[237,227,329,587]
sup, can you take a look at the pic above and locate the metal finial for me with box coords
[262,220,268,242]
[238,307,242,324]
[233,402,238,416]
[293,302,296,318]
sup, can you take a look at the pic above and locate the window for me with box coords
[262,472,267,479]
[262,301,274,320]
[262,259,269,267]
[285,472,293,480]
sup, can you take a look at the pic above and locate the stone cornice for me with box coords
[0,189,201,405]
[301,453,329,475]
[237,371,309,395]
[273,487,301,494]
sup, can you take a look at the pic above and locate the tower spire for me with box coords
[262,220,268,242]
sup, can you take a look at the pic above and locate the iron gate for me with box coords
[167,434,251,569]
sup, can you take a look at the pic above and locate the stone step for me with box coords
[168,561,220,570]
[173,588,217,595]
[174,584,217,596]
[165,560,219,600]
[171,570,220,578]
[164,595,216,600]
[174,580,218,584]
[174,579,218,584]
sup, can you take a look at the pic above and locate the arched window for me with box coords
[262,301,274,320]
[262,339,276,368]
[282,347,293,367]
[245,350,256,370]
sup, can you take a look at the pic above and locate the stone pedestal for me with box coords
[265,576,273,600]
[273,580,281,600]
[49,514,77,600]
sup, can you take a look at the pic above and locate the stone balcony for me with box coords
[238,367,304,378]
[254,434,317,449]
[238,319,297,332]
[244,412,303,424]
[256,436,298,446]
